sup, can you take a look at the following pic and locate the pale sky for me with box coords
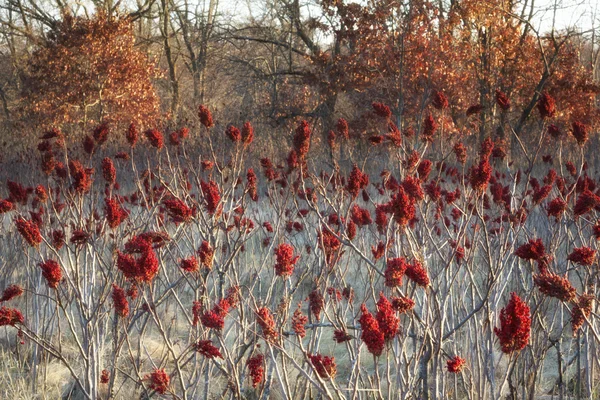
[533,0,597,33]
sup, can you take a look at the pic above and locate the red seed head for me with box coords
[533,273,576,301]
[0,285,24,302]
[226,125,241,142]
[291,305,308,338]
[111,284,129,317]
[327,130,336,149]
[52,230,65,249]
[571,121,589,146]
[195,340,223,359]
[15,217,42,247]
[100,370,110,384]
[479,138,494,160]
[495,89,511,111]
[571,294,594,333]
[117,236,159,283]
[385,257,408,287]
[469,159,492,192]
[70,229,91,246]
[369,135,384,145]
[417,159,432,181]
[358,304,385,356]
[126,123,139,146]
[200,301,227,330]
[574,189,600,216]
[371,241,385,260]
[372,102,392,119]
[388,187,416,227]
[318,226,342,268]
[35,185,48,202]
[68,160,92,194]
[39,259,62,288]
[247,354,265,387]
[40,152,56,175]
[192,301,203,326]
[391,295,415,314]
[0,306,24,326]
[402,175,425,201]
[309,290,324,321]
[104,197,128,229]
[537,92,556,119]
[256,307,278,343]
[376,293,399,341]
[247,168,258,201]
[567,246,596,266]
[102,157,116,185]
[494,292,531,354]
[386,122,402,147]
[93,122,110,145]
[7,180,29,205]
[447,356,466,373]
[547,124,561,139]
[198,240,214,269]
[453,142,467,164]
[178,126,189,139]
[337,118,349,139]
[83,135,95,154]
[145,129,164,149]
[309,353,337,379]
[333,329,352,343]
[421,114,437,143]
[274,243,299,278]
[200,180,221,215]
[405,260,430,287]
[242,121,254,145]
[293,120,311,159]
[180,256,199,273]
[432,91,449,110]
[225,286,241,309]
[40,128,61,140]
[466,104,483,116]
[350,205,372,226]
[198,105,214,128]
[163,199,193,224]
[145,369,170,394]
[346,165,369,198]
[515,239,546,261]
[169,131,180,146]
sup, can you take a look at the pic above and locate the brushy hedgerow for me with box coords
[0,99,599,399]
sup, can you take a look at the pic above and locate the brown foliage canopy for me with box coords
[301,0,599,138]
[19,12,161,130]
